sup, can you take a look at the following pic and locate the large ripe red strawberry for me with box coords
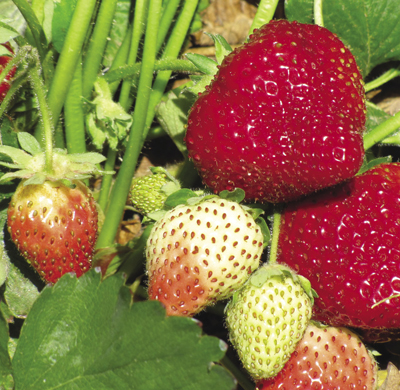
[146,196,265,316]
[257,323,377,390]
[0,43,16,101]
[186,20,365,203]
[277,163,400,342]
[7,180,98,284]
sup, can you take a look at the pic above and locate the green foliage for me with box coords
[12,270,236,390]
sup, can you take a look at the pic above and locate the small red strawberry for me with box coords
[0,132,108,284]
[7,180,98,284]
[186,20,365,203]
[257,323,377,390]
[0,43,16,101]
[277,162,400,342]
[146,196,265,316]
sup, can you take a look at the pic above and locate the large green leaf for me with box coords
[0,312,13,389]
[285,0,400,77]
[12,270,236,390]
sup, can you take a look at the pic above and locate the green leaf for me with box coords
[284,0,313,24]
[0,312,13,389]
[358,156,393,176]
[286,0,400,77]
[0,1,27,36]
[17,132,42,156]
[255,217,271,248]
[164,188,199,209]
[0,23,19,43]
[155,90,196,155]
[12,270,236,390]
[204,33,233,64]
[185,53,218,76]
[218,188,246,203]
[52,0,78,52]
[0,117,19,149]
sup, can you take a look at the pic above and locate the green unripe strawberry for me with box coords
[129,167,180,215]
[225,263,315,380]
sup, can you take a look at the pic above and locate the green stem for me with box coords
[249,0,279,34]
[118,0,149,109]
[268,208,282,264]
[364,68,400,93]
[314,0,324,27]
[156,0,181,52]
[96,0,163,249]
[97,148,117,212]
[64,56,86,154]
[43,0,97,137]
[363,107,400,151]
[82,0,119,99]
[29,50,54,173]
[108,24,133,95]
[104,58,199,84]
[144,0,200,134]
[221,355,255,390]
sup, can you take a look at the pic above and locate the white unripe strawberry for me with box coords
[146,196,265,316]
[225,263,315,380]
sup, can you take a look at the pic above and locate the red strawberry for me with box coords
[7,180,98,284]
[277,163,400,342]
[0,43,16,101]
[257,323,377,390]
[186,20,365,203]
[146,197,265,316]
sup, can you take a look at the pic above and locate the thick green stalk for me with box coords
[82,0,119,99]
[363,108,400,151]
[43,0,97,135]
[118,0,149,109]
[249,0,279,34]
[156,0,181,52]
[104,58,199,84]
[144,0,200,134]
[97,148,117,212]
[96,0,163,249]
[64,57,86,154]
[314,0,324,27]
[268,208,282,265]
[29,51,55,173]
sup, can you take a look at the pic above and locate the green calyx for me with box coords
[233,263,318,306]
[0,132,112,185]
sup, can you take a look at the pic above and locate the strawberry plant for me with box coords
[2,0,400,389]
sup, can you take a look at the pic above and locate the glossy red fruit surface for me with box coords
[277,163,400,342]
[257,324,377,390]
[186,20,365,203]
[7,180,98,284]
[0,43,16,101]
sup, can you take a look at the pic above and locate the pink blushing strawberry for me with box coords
[7,180,98,284]
[257,323,377,390]
[146,197,264,316]
[186,20,365,203]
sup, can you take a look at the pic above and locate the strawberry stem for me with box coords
[96,0,163,249]
[364,67,400,92]
[314,0,324,27]
[363,106,400,150]
[249,0,279,35]
[29,50,55,173]
[268,207,282,265]
[221,355,255,390]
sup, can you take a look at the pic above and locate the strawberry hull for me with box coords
[277,163,400,342]
[186,20,366,203]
